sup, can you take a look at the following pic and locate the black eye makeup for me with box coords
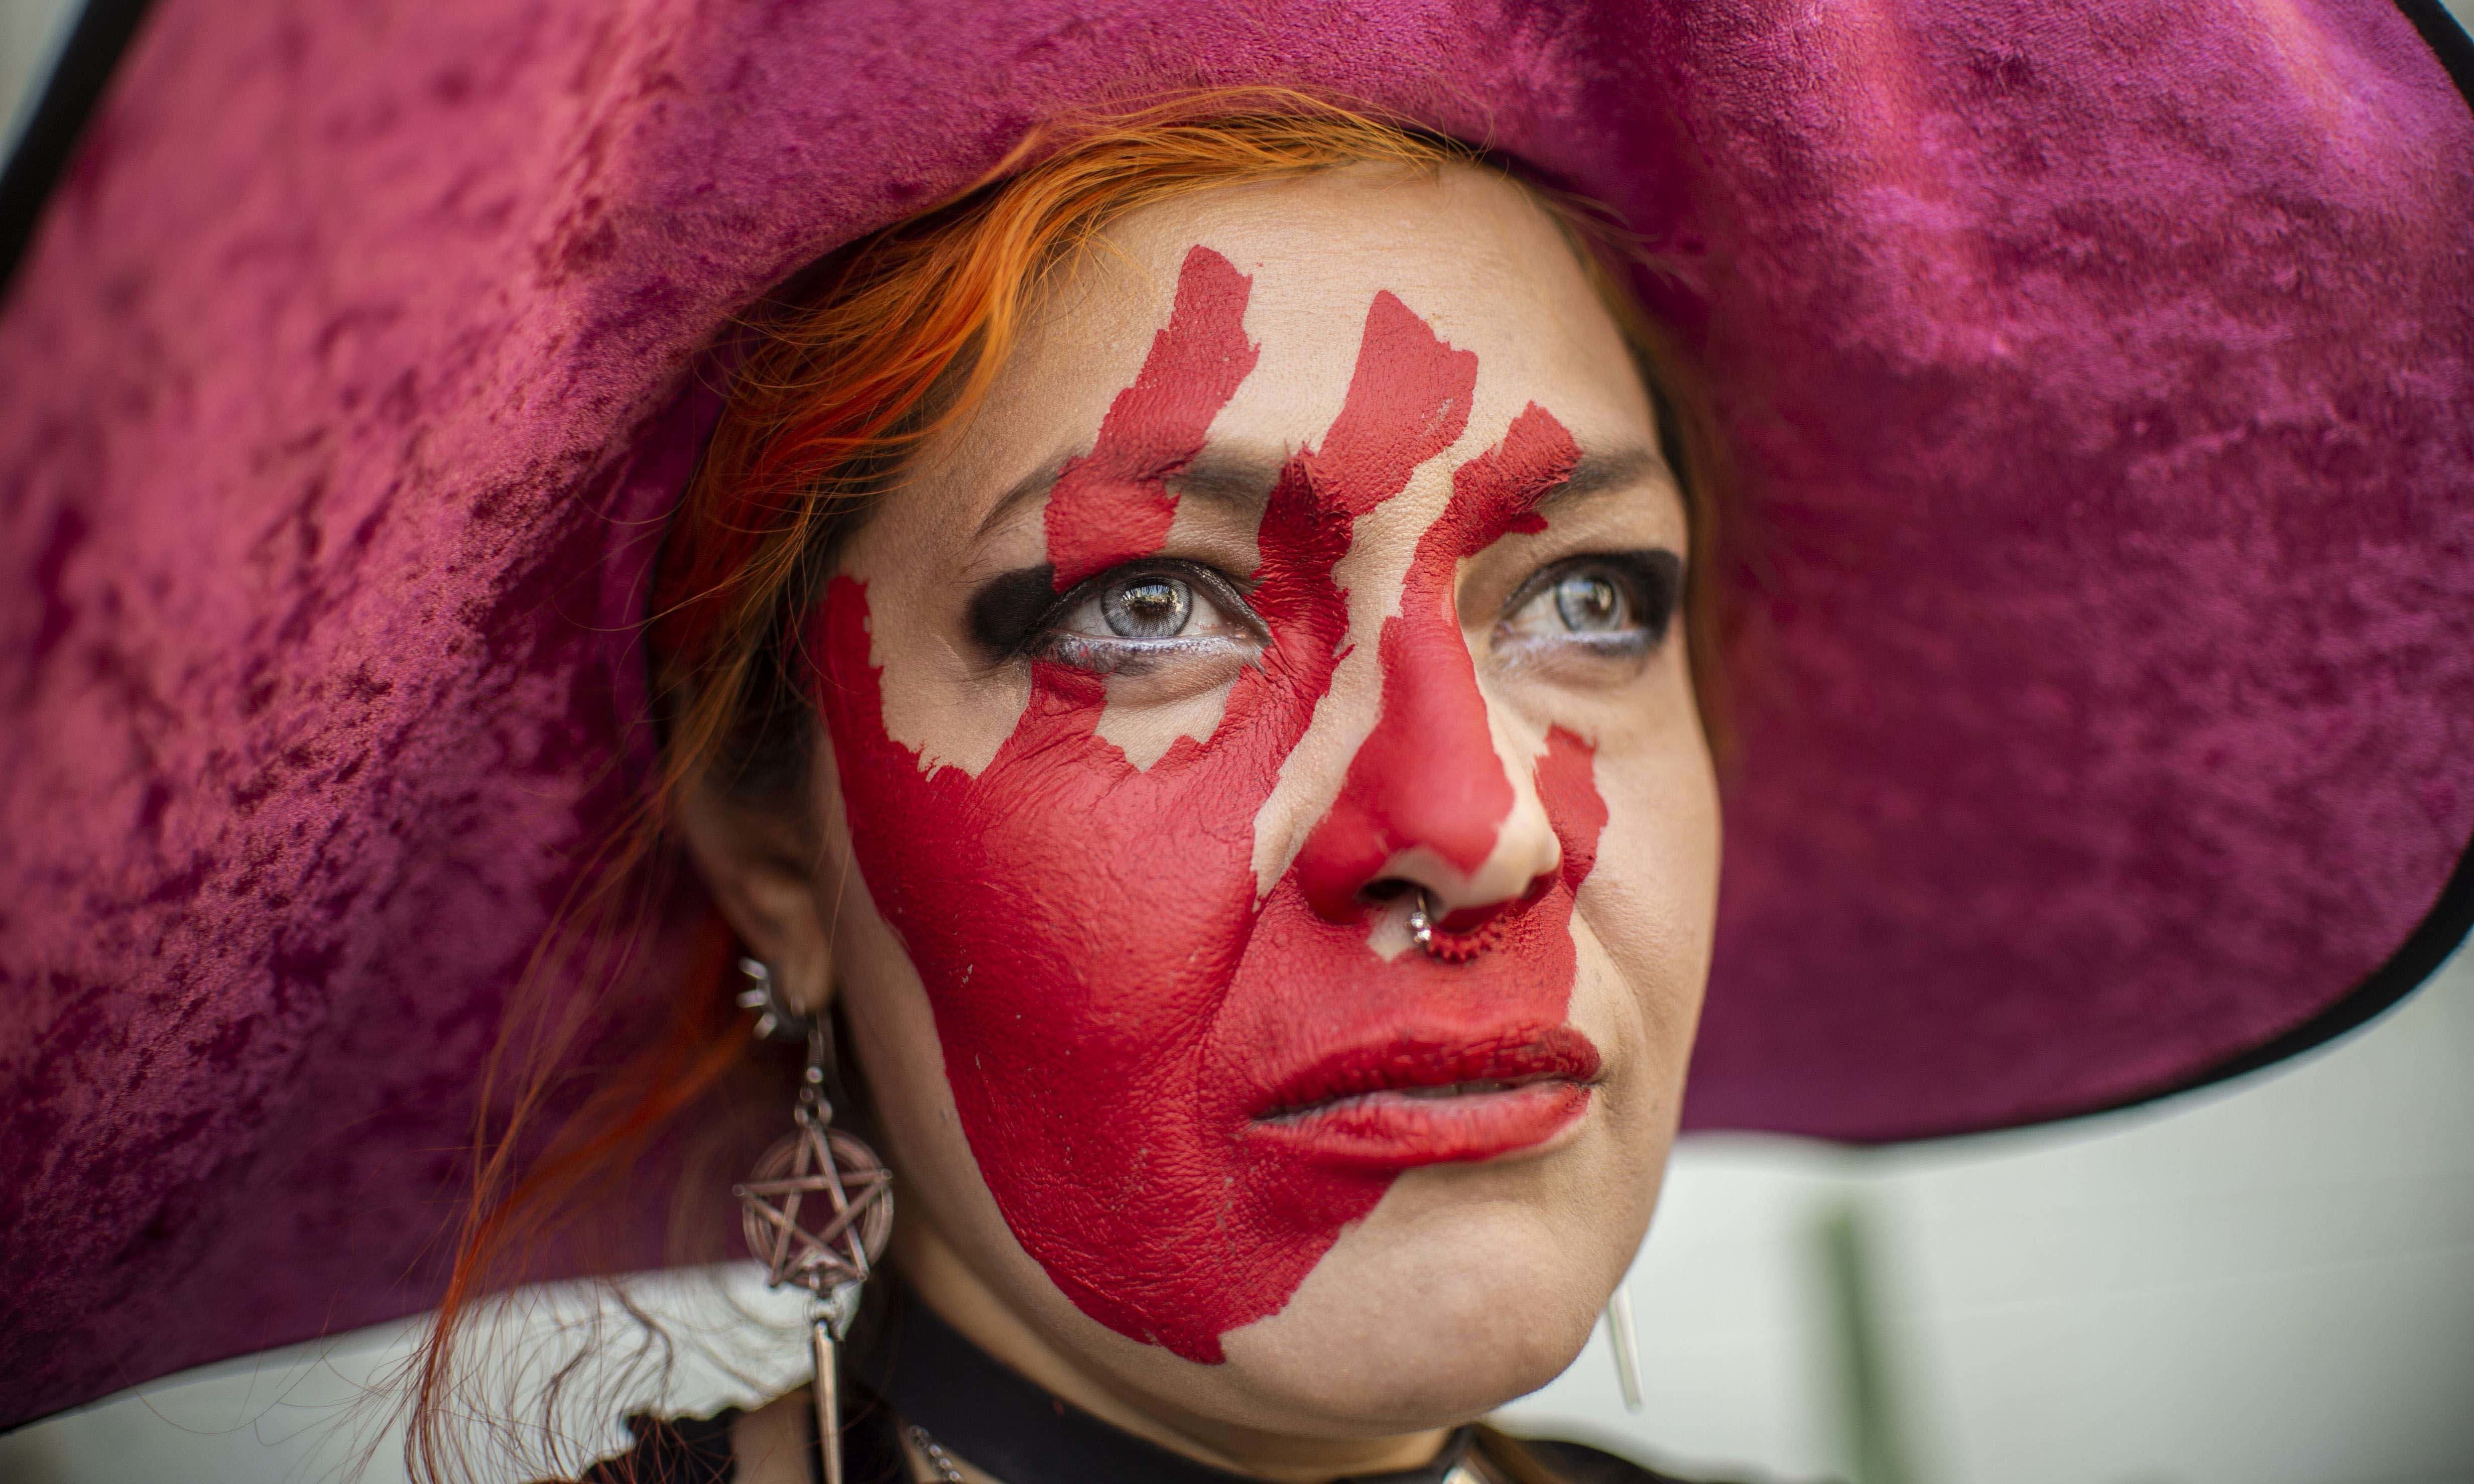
[1494,549,1682,663]
[967,563,1065,657]
[967,546,1678,685]
[968,558,1265,676]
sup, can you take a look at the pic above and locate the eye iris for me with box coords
[1554,572,1626,632]
[1102,576,1192,639]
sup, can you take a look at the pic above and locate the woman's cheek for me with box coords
[1576,729,1720,1096]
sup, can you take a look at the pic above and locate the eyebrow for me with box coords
[1536,445,1670,514]
[970,443,1291,544]
[970,438,1669,544]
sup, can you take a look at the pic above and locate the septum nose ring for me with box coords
[1405,890,1441,957]
[1402,888,1508,963]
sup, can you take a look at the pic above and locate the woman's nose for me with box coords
[1290,601,1563,930]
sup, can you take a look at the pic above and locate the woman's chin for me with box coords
[1203,1144,1656,1433]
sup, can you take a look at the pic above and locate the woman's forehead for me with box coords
[918,166,1657,537]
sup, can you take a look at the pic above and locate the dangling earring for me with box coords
[732,957,894,1484]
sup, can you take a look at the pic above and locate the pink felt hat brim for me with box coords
[2,0,2469,1428]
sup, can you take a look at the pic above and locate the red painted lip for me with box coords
[1249,1024,1601,1168]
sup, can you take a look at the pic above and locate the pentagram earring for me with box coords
[731,957,893,1484]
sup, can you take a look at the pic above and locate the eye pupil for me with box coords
[1555,573,1626,632]
[1102,576,1192,639]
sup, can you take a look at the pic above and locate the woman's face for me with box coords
[811,163,1718,1434]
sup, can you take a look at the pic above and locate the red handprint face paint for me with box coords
[816,244,1611,1363]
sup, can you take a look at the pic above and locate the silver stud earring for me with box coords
[730,957,894,1484]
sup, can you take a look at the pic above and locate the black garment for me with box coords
[582,1407,747,1483]
[586,1287,1708,1484]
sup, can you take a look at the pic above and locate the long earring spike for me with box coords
[731,958,893,1484]
[1605,1283,1644,1412]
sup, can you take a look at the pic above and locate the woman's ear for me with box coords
[674,775,836,1016]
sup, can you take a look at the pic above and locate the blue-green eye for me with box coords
[1014,559,1263,678]
[1102,575,1194,638]
[1553,571,1628,633]
[1499,551,1681,657]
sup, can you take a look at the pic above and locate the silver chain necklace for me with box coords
[905,1422,969,1483]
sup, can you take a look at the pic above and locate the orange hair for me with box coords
[408,89,1722,1483]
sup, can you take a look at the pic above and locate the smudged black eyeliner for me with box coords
[967,558,1265,666]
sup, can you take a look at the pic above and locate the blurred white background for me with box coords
[5,3,2472,1479]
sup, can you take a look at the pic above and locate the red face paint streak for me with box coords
[1043,245,1261,589]
[816,258,1610,1363]
[1536,722,1608,895]
[1292,402,1582,923]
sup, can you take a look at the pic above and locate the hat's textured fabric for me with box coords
[1,0,2468,1426]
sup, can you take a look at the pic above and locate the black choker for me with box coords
[846,1287,1478,1484]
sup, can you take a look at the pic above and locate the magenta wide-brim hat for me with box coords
[3,0,2469,1428]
